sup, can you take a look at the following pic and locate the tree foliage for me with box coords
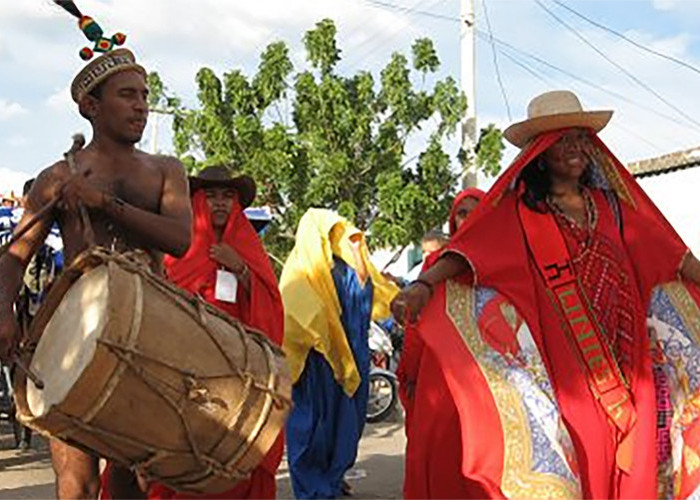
[151,19,503,264]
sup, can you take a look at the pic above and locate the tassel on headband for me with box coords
[53,0,127,61]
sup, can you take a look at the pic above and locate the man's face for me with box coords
[453,197,479,232]
[1,200,13,208]
[204,187,237,229]
[83,70,149,144]
[422,239,445,259]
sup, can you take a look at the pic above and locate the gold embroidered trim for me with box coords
[445,280,580,499]
[665,282,700,345]
[588,146,636,209]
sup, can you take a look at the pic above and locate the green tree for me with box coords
[153,19,503,265]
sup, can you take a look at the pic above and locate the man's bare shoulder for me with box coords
[137,151,186,172]
[29,160,71,204]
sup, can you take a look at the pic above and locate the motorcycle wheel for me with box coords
[366,372,397,423]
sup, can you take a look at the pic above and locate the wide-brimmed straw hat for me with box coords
[189,166,257,208]
[503,90,613,148]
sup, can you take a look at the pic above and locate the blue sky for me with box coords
[1,0,699,194]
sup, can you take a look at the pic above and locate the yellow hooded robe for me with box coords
[280,209,399,397]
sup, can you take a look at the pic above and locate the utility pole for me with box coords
[151,112,160,154]
[460,0,477,187]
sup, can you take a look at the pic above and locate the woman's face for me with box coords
[205,187,237,229]
[543,128,590,183]
[453,197,480,232]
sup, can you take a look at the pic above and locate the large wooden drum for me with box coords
[13,248,291,494]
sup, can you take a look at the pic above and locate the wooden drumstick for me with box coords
[0,194,64,260]
[13,357,44,390]
[64,134,95,247]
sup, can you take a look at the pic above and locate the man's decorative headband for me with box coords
[53,1,146,103]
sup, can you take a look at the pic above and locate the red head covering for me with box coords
[448,187,485,235]
[164,190,283,345]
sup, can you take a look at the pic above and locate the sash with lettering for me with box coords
[517,199,636,473]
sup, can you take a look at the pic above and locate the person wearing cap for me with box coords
[281,209,399,499]
[138,165,284,499]
[391,90,700,498]
[0,2,192,498]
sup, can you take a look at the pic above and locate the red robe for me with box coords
[398,188,485,499]
[153,190,285,499]
[415,130,694,498]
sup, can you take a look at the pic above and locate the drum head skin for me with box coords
[27,266,109,417]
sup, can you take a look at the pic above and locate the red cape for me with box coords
[399,187,486,498]
[415,129,692,498]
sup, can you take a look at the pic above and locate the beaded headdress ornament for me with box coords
[53,1,146,103]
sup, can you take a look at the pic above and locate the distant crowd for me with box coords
[0,192,20,209]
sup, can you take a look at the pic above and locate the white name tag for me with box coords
[215,270,238,303]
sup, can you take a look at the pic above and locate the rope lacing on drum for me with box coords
[17,247,291,493]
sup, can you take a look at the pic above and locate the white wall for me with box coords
[637,166,700,255]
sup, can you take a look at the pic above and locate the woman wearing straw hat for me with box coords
[391,90,700,498]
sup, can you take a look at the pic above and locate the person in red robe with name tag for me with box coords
[155,165,284,499]
[392,91,700,499]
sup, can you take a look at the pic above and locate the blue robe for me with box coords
[286,257,373,499]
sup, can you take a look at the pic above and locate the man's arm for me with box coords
[0,169,57,360]
[391,252,470,323]
[104,158,192,256]
[63,157,193,257]
[681,252,700,285]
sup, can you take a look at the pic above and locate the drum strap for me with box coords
[517,200,637,474]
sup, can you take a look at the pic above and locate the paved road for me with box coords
[0,416,406,499]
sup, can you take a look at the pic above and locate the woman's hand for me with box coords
[391,282,432,324]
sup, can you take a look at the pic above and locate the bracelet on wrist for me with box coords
[102,192,126,214]
[234,264,250,277]
[414,278,434,297]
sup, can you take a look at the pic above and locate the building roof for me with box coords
[628,146,700,178]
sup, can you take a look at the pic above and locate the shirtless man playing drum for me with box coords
[0,44,192,499]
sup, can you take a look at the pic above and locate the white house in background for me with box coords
[371,246,423,283]
[629,147,700,256]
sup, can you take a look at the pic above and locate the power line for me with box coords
[497,48,667,153]
[475,31,691,130]
[359,0,698,146]
[548,0,700,78]
[534,0,700,132]
[345,0,442,74]
[480,0,511,120]
[362,0,458,22]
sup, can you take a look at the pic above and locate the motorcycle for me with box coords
[0,363,22,448]
[366,321,399,423]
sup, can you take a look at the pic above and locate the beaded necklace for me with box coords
[546,187,598,249]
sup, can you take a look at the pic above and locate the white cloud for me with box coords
[0,99,26,121]
[653,0,678,11]
[2,0,700,179]
[0,166,30,195]
[45,87,72,113]
[6,135,29,148]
